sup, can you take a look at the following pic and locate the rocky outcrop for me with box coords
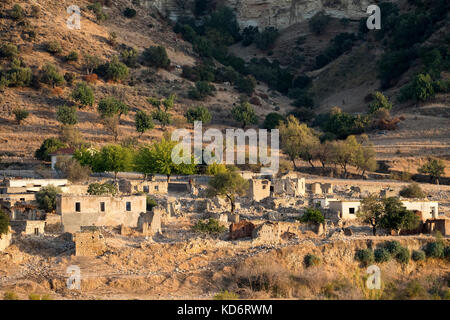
[144,0,375,30]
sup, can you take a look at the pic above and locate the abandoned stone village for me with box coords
[0,167,449,299]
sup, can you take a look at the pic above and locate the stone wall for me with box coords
[248,179,271,201]
[74,231,106,257]
[10,220,46,235]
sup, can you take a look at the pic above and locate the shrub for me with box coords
[7,64,32,87]
[395,247,410,264]
[143,45,170,69]
[185,106,212,125]
[84,73,98,84]
[123,7,137,18]
[31,5,41,18]
[231,101,258,128]
[299,208,324,224]
[444,246,450,260]
[0,43,18,60]
[66,51,79,62]
[98,97,128,119]
[255,27,279,51]
[45,41,63,55]
[146,196,157,211]
[120,47,139,68]
[192,218,226,234]
[412,250,426,261]
[355,249,374,266]
[3,292,18,300]
[374,248,391,263]
[0,209,10,236]
[12,108,29,124]
[55,157,91,182]
[56,105,78,125]
[87,182,118,196]
[11,4,24,20]
[105,56,129,82]
[235,75,256,95]
[214,290,238,300]
[399,183,426,198]
[88,2,109,21]
[35,185,62,212]
[304,253,320,268]
[384,241,402,255]
[64,72,76,86]
[424,241,444,258]
[309,12,330,35]
[262,112,285,130]
[41,63,65,87]
[71,82,94,107]
[189,81,216,100]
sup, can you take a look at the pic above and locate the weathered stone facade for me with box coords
[230,220,255,240]
[74,230,106,257]
[248,179,271,201]
[58,194,146,233]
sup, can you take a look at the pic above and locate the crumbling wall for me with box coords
[74,231,106,257]
[138,209,162,236]
[248,179,271,201]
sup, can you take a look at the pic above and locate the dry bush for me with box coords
[84,73,98,84]
[231,259,295,299]
[51,87,64,96]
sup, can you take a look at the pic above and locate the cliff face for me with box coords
[224,0,372,29]
[144,0,373,29]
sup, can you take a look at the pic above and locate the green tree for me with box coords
[278,115,319,169]
[143,45,171,69]
[354,140,377,176]
[206,171,248,213]
[13,108,29,124]
[262,112,285,130]
[418,158,445,184]
[0,209,10,236]
[134,138,197,181]
[380,197,420,235]
[299,208,325,224]
[231,101,258,128]
[98,97,129,120]
[84,54,102,75]
[35,185,62,212]
[71,82,94,107]
[185,106,212,125]
[96,145,134,180]
[369,92,393,114]
[35,138,66,161]
[135,110,154,137]
[412,73,435,102]
[56,105,78,125]
[357,195,385,236]
[331,135,360,177]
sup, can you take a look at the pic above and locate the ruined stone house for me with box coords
[424,218,449,236]
[248,179,271,201]
[10,220,46,236]
[57,194,146,233]
[272,177,305,197]
[119,178,168,195]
